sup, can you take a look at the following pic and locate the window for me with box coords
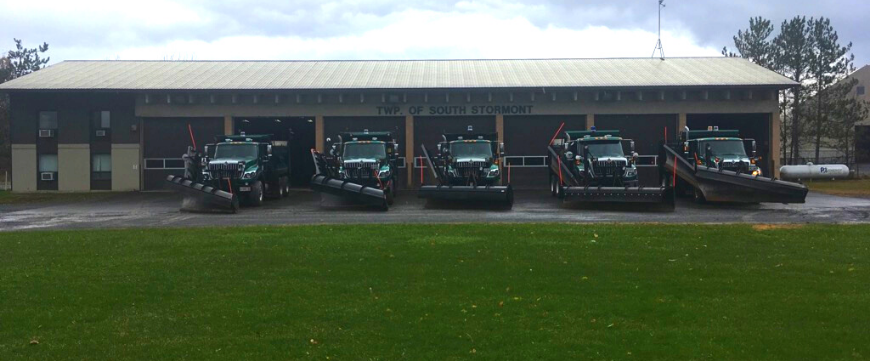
[92,154,112,180]
[858,86,866,96]
[38,111,58,129]
[39,154,58,173]
[92,111,110,129]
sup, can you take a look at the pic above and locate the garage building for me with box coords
[0,58,795,192]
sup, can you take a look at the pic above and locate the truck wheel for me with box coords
[386,184,395,205]
[549,174,557,197]
[282,177,290,198]
[250,180,264,206]
[278,178,286,198]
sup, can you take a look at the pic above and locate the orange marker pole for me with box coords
[188,123,197,150]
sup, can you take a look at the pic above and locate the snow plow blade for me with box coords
[418,185,514,207]
[310,174,389,209]
[661,144,808,203]
[165,175,239,213]
[562,186,674,207]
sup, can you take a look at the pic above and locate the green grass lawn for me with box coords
[0,190,114,205]
[806,179,870,198]
[1,224,868,360]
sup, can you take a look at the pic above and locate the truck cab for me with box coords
[561,129,639,187]
[680,127,761,176]
[201,133,291,205]
[437,132,504,186]
[329,131,400,201]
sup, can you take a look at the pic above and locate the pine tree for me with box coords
[728,17,776,69]
[1,39,51,173]
[806,17,855,163]
[773,17,814,164]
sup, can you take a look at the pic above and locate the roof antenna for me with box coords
[651,0,666,60]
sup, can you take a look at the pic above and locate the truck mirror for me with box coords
[751,140,757,158]
[630,140,635,152]
[267,144,272,155]
[204,145,210,158]
[394,143,399,153]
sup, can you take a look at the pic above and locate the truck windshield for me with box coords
[450,142,492,159]
[343,143,386,160]
[214,144,258,159]
[584,142,624,158]
[702,140,747,157]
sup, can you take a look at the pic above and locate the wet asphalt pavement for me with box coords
[1,189,869,232]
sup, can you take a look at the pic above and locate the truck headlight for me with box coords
[624,168,637,178]
[489,168,500,177]
[242,170,257,179]
[378,170,391,179]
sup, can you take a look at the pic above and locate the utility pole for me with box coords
[651,0,666,60]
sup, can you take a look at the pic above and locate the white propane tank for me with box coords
[779,163,850,180]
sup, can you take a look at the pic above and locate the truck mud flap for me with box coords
[661,144,808,203]
[562,186,674,207]
[165,175,239,213]
[418,185,514,207]
[310,174,389,209]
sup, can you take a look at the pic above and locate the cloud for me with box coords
[0,0,866,65]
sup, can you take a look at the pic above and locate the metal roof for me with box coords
[0,58,797,91]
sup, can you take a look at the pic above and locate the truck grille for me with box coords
[592,159,626,176]
[344,162,379,179]
[719,161,749,172]
[454,161,487,178]
[208,162,244,179]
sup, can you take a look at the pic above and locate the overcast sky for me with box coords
[1,0,867,67]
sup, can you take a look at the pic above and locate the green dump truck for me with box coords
[661,126,807,203]
[548,127,671,205]
[310,131,400,208]
[419,129,513,207]
[167,133,291,212]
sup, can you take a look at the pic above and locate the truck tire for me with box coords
[282,176,290,198]
[386,183,395,205]
[249,180,264,206]
[277,178,286,198]
[549,174,557,197]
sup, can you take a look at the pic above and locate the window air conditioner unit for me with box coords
[38,129,55,138]
[95,129,107,137]
[40,172,55,181]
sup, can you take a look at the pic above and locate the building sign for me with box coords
[376,105,534,116]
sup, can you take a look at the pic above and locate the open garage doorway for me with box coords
[142,117,224,190]
[413,116,495,187]
[504,115,586,189]
[687,114,772,176]
[596,114,678,187]
[323,116,407,188]
[234,117,316,187]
